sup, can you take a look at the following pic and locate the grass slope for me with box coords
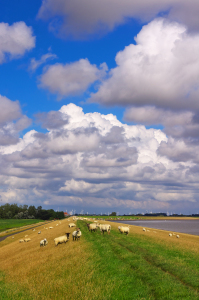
[0,218,199,299]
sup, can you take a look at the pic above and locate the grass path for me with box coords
[77,220,199,300]
[0,218,199,299]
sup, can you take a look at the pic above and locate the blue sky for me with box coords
[1,0,199,215]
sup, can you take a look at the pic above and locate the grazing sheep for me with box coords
[32,229,35,231]
[176,235,180,238]
[97,224,111,235]
[68,223,76,228]
[24,238,31,242]
[54,233,70,246]
[38,231,41,234]
[143,228,146,232]
[49,227,53,229]
[169,233,172,237]
[19,239,24,243]
[40,238,48,247]
[88,223,97,232]
[118,226,129,235]
[12,236,14,239]
[72,228,82,241]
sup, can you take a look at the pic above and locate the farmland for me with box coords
[0,217,199,299]
[0,219,46,234]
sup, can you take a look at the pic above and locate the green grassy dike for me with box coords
[0,219,199,299]
[77,220,199,300]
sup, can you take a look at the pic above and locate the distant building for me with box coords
[64,212,70,217]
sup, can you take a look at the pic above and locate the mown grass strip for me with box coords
[77,220,199,300]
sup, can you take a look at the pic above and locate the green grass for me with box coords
[0,271,32,300]
[0,219,45,233]
[76,220,199,300]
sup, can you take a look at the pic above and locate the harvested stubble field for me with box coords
[0,217,199,300]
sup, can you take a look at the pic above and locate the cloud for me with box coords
[37,0,199,38]
[0,95,32,147]
[91,18,199,112]
[29,52,57,72]
[124,107,193,126]
[39,59,107,98]
[2,102,199,213]
[35,110,69,129]
[0,22,35,63]
[0,95,22,125]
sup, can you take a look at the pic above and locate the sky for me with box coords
[1,1,199,215]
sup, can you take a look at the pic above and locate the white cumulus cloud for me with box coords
[1,103,199,213]
[39,59,107,98]
[91,18,199,112]
[0,22,35,63]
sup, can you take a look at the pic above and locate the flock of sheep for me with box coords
[85,220,130,235]
[18,220,82,247]
[143,227,180,238]
[17,217,181,248]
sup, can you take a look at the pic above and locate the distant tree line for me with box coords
[0,203,65,220]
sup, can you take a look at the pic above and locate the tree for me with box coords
[110,212,117,216]
[6,211,12,219]
[28,205,36,217]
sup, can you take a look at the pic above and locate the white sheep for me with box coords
[40,238,48,247]
[176,235,180,238]
[49,227,53,229]
[19,239,24,243]
[38,231,41,234]
[143,228,146,231]
[68,223,76,228]
[24,238,31,242]
[118,226,129,235]
[32,229,35,231]
[169,233,172,237]
[87,223,97,232]
[54,233,70,246]
[97,224,111,235]
[72,228,82,241]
